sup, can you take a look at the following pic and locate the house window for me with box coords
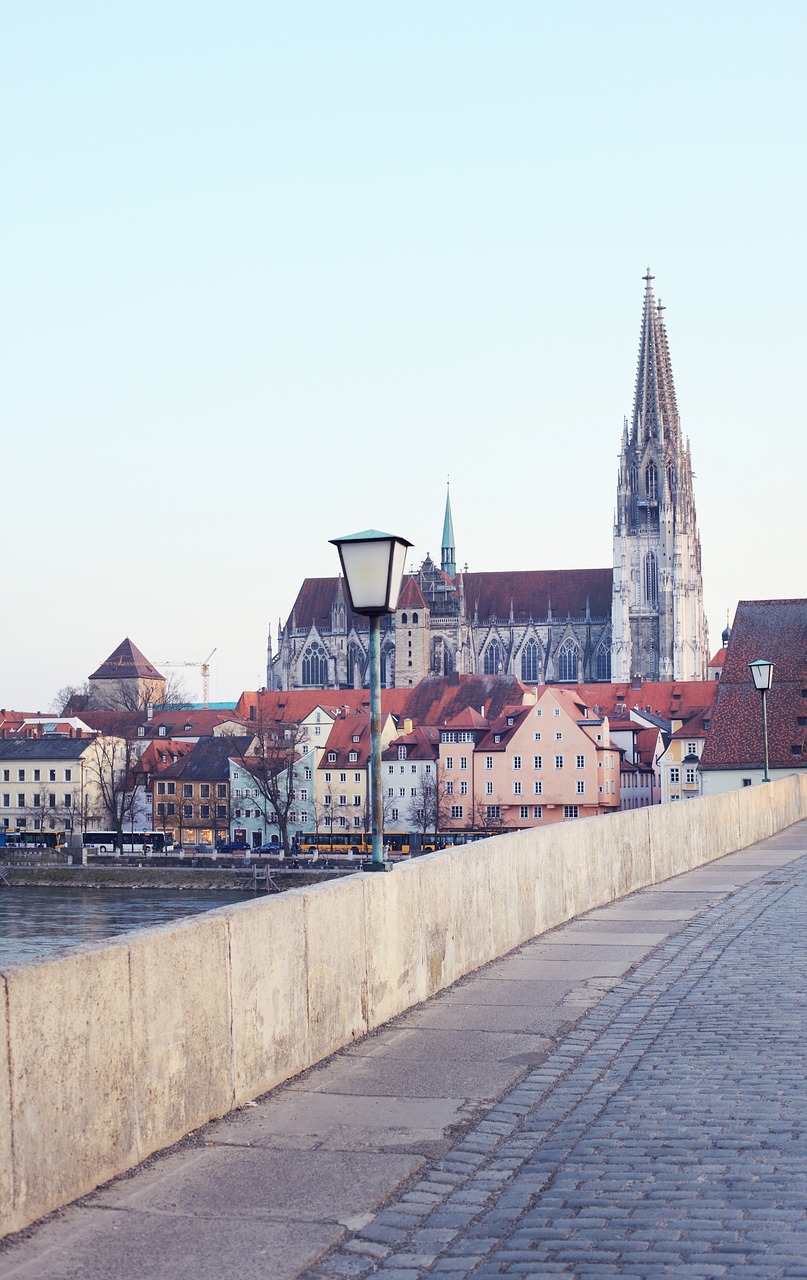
[324,795,331,807]
[18,771,24,782]
[555,755,564,769]
[339,795,347,806]
[533,755,542,769]
[534,780,543,795]
[485,755,493,770]
[685,768,697,786]
[485,805,500,820]
[577,780,585,795]
[460,756,467,770]
[391,808,399,821]
[512,755,521,770]
[216,805,227,819]
[183,804,193,819]
[686,742,697,756]
[397,746,407,760]
[32,795,40,808]
[200,784,210,799]
[354,773,361,783]
[485,781,493,795]
[576,754,585,768]
[33,769,40,782]
[513,781,522,796]
[17,794,24,808]
[158,726,167,737]
[217,784,227,798]
[299,789,308,801]
[49,793,57,807]
[157,803,165,817]
[304,767,312,780]
[324,772,331,782]
[339,773,346,783]
[519,805,529,819]
[200,805,210,819]
[166,782,175,795]
[555,732,562,741]
[460,781,468,795]
[1,796,8,807]
[445,756,454,771]
[563,805,579,819]
[450,805,464,819]
[353,795,361,806]
[166,803,176,817]
[533,805,542,819]
[670,767,680,783]
[446,781,454,795]
[553,707,560,718]
[157,782,166,795]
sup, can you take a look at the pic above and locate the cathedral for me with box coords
[268,272,709,692]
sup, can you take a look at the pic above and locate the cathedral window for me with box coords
[666,461,675,493]
[412,612,418,623]
[557,638,579,682]
[645,462,658,501]
[521,639,540,683]
[483,640,501,675]
[380,645,395,688]
[630,464,639,492]
[346,642,362,688]
[302,642,328,687]
[596,644,611,682]
[644,552,659,607]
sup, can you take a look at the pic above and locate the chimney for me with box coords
[147,703,154,721]
[631,675,643,691]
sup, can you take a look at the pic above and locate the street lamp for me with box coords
[330,529,413,869]
[748,659,774,783]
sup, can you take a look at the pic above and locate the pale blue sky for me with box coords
[2,2,805,707]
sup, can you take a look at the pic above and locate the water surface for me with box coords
[0,886,249,967]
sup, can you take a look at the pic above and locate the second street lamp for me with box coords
[330,530,413,869]
[748,659,774,783]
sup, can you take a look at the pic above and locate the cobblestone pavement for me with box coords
[304,856,807,1280]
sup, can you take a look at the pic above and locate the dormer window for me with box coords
[494,734,501,743]
[137,726,145,738]
[184,723,192,731]
[327,751,337,763]
[352,735,361,743]
[397,746,407,760]
[349,751,358,762]
[507,717,514,726]
[158,726,167,737]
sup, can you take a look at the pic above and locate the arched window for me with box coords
[629,464,639,492]
[346,642,362,688]
[412,612,418,624]
[596,643,611,682]
[557,638,579,682]
[666,461,675,494]
[644,552,658,607]
[483,639,501,675]
[380,644,395,688]
[645,462,658,500]
[401,613,408,624]
[521,639,540,683]
[302,642,328,687]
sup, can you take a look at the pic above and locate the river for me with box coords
[0,886,250,968]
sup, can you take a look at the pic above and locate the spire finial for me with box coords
[643,267,654,289]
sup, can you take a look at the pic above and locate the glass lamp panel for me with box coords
[386,539,409,611]
[749,660,773,691]
[339,539,394,612]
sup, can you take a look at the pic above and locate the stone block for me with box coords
[303,877,368,1063]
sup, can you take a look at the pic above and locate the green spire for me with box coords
[441,482,456,578]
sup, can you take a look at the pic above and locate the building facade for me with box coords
[269,273,708,693]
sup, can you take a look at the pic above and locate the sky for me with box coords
[2,1,805,709]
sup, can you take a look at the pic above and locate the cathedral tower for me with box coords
[611,272,709,682]
[441,483,456,579]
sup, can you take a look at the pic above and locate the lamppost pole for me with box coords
[368,615,383,865]
[330,529,413,872]
[749,660,774,784]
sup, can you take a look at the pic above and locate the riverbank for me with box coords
[0,866,349,891]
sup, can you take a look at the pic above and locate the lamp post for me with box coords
[330,529,413,870]
[748,659,774,783]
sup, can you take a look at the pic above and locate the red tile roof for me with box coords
[701,600,807,771]
[318,711,372,770]
[382,727,439,763]
[397,577,428,610]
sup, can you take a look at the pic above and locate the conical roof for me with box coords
[89,638,164,682]
[631,270,680,448]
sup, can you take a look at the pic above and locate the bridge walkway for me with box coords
[1,821,806,1278]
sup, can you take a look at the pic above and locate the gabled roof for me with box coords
[443,707,490,731]
[382,727,439,763]
[0,738,95,761]
[159,736,256,782]
[318,711,372,770]
[89,639,164,683]
[397,576,428,611]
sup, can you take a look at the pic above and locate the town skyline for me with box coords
[3,3,805,709]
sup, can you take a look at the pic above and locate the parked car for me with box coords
[255,840,283,855]
[216,840,250,853]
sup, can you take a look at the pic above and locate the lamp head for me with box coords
[748,659,774,692]
[330,529,413,616]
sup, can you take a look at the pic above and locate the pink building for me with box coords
[439,687,621,832]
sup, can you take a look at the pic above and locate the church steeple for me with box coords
[612,271,708,683]
[441,482,456,579]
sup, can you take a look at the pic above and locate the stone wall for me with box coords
[2,775,806,1238]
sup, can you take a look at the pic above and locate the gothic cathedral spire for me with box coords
[611,272,709,682]
[441,481,456,579]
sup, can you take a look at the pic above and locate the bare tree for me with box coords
[51,682,92,715]
[84,728,144,852]
[226,707,304,857]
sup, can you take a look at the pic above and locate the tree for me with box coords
[408,763,450,845]
[84,726,144,852]
[226,706,305,857]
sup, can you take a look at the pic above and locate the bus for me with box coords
[82,831,175,854]
[296,831,418,857]
[2,830,67,850]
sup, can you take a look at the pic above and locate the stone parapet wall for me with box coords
[2,775,806,1238]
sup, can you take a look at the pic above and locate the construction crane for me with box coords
[158,648,217,709]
